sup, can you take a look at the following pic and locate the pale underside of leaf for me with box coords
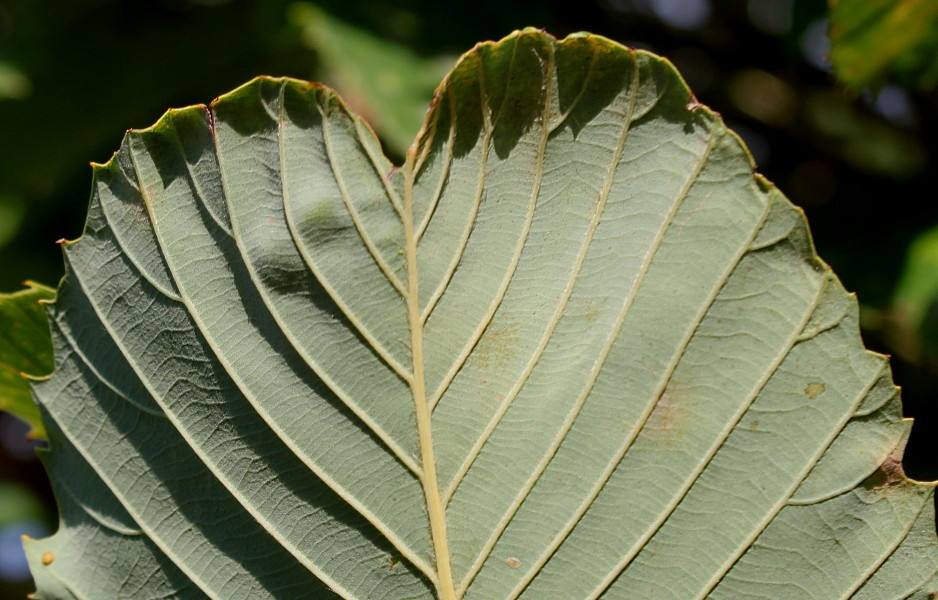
[29,28,937,600]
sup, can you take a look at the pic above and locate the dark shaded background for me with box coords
[0,0,935,596]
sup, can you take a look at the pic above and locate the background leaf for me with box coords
[0,281,54,438]
[289,3,453,157]
[829,0,938,90]
[883,225,938,365]
[26,30,938,599]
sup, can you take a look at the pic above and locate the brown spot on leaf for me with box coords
[862,451,907,493]
[804,382,825,399]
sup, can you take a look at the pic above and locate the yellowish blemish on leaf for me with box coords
[474,322,520,369]
[646,383,692,446]
[804,382,825,399]
[506,557,521,568]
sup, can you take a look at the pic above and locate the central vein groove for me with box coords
[403,151,457,600]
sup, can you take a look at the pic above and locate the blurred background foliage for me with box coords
[0,0,936,596]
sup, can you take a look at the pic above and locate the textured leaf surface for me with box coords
[29,29,938,600]
[0,281,54,437]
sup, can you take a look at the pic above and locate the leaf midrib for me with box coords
[404,145,456,599]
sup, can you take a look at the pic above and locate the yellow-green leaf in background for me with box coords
[290,2,453,157]
[0,281,54,438]
[891,225,938,363]
[829,0,938,90]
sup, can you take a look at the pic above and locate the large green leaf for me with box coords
[0,281,54,437]
[26,29,938,599]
